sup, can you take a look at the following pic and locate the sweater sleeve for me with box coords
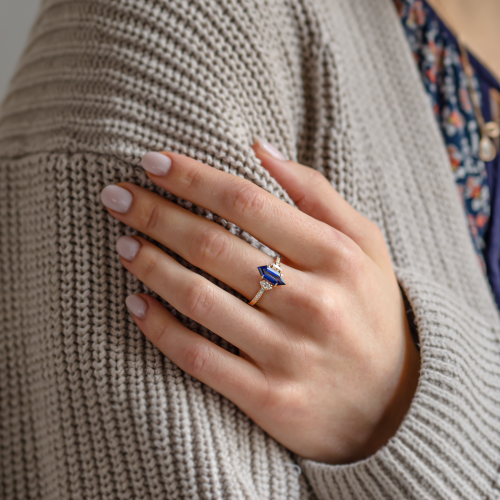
[0,2,317,499]
[2,1,500,499]
[297,267,500,499]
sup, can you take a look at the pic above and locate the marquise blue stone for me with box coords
[258,265,285,286]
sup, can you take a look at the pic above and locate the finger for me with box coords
[126,293,264,412]
[116,235,280,359]
[102,182,299,311]
[253,138,390,266]
[140,151,342,271]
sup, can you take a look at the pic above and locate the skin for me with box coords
[101,142,421,465]
[426,0,500,81]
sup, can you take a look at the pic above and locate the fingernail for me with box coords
[100,185,133,213]
[116,236,141,261]
[141,152,172,176]
[125,294,148,318]
[255,137,286,161]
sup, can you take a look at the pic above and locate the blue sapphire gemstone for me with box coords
[258,265,285,286]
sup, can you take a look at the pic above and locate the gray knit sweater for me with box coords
[1,0,500,498]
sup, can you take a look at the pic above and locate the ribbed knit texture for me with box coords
[1,0,500,499]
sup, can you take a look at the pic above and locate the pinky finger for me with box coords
[125,294,264,408]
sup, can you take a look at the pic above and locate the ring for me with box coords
[249,254,286,306]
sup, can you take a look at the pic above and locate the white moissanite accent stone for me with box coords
[260,280,273,290]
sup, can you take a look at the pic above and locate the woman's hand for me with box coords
[100,139,420,465]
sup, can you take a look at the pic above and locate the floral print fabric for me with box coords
[395,0,491,270]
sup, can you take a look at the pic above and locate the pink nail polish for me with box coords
[141,152,172,176]
[255,137,286,161]
[100,185,133,213]
[116,236,141,261]
[125,294,148,318]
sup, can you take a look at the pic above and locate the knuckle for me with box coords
[307,168,328,189]
[339,246,375,293]
[184,343,212,377]
[355,218,387,251]
[302,291,344,337]
[320,226,365,272]
[318,225,344,255]
[141,251,160,279]
[144,202,161,232]
[232,182,267,217]
[191,227,232,265]
[180,162,204,190]
[339,242,365,275]
[305,289,337,320]
[185,279,215,318]
[299,170,328,212]
[258,378,302,418]
[150,321,171,346]
[368,221,387,247]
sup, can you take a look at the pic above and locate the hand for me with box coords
[100,139,420,465]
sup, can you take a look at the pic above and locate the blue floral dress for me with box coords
[395,0,500,309]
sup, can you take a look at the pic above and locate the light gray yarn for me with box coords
[1,0,500,499]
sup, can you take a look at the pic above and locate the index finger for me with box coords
[141,152,343,270]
